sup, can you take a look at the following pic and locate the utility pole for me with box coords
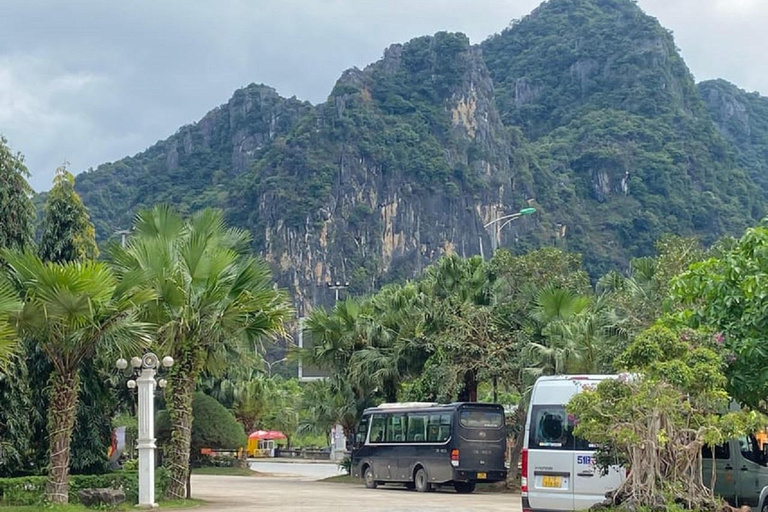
[114,229,131,249]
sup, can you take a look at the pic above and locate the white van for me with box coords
[522,375,626,512]
[523,375,768,512]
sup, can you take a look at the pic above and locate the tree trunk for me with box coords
[165,360,197,499]
[457,369,478,402]
[46,369,80,504]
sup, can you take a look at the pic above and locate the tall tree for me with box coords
[0,136,35,252]
[30,165,111,475]
[39,165,99,263]
[0,137,35,474]
[1,251,153,503]
[110,205,291,498]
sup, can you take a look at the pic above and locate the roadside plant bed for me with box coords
[0,469,169,506]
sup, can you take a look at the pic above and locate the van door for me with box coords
[528,405,574,510]
[736,435,768,506]
[703,442,735,503]
[573,438,624,511]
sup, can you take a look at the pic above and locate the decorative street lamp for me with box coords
[116,353,174,508]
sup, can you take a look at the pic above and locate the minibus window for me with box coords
[460,409,504,428]
[529,405,575,450]
[369,414,386,444]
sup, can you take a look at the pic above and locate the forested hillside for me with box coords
[72,0,767,309]
[699,79,768,193]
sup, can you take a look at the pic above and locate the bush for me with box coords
[0,468,170,505]
[156,393,246,465]
[338,456,352,475]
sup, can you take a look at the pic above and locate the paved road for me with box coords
[248,460,342,481]
[192,474,521,512]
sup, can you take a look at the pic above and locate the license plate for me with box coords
[477,472,487,480]
[542,475,562,488]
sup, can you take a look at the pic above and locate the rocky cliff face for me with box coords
[229,33,536,312]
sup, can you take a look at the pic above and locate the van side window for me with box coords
[369,414,386,444]
[702,442,730,460]
[529,405,575,450]
[739,435,767,466]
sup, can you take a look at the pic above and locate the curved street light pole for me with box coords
[482,207,537,256]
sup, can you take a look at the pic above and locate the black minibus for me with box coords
[350,402,507,493]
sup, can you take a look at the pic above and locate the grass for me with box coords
[319,474,358,484]
[191,466,260,477]
[0,499,204,511]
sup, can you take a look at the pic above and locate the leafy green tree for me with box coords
[672,222,768,414]
[1,251,153,503]
[39,166,99,263]
[0,136,35,252]
[110,205,291,498]
[28,166,111,475]
[569,326,761,510]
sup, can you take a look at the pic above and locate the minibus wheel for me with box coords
[453,481,476,494]
[364,465,377,489]
[414,468,432,492]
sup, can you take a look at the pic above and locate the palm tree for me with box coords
[526,286,625,376]
[525,285,590,376]
[420,255,494,401]
[110,206,291,498]
[0,273,21,367]
[1,250,153,503]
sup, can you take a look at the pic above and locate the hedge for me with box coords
[0,468,169,505]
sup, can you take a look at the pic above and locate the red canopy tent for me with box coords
[247,430,286,457]
[249,430,287,441]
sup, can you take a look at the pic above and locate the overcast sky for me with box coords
[1,0,766,191]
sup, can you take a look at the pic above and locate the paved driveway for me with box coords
[192,473,521,512]
[248,460,342,480]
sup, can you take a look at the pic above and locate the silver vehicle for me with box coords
[523,375,768,512]
[522,375,624,512]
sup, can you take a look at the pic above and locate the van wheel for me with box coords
[454,481,476,494]
[364,466,377,489]
[414,468,432,492]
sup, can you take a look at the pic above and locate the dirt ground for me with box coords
[191,474,522,512]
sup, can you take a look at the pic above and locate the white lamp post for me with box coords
[116,353,174,508]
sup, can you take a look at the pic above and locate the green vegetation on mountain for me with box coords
[481,0,761,275]
[699,79,768,193]
[66,0,767,301]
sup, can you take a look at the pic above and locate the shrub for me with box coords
[0,468,170,505]
[156,393,246,466]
